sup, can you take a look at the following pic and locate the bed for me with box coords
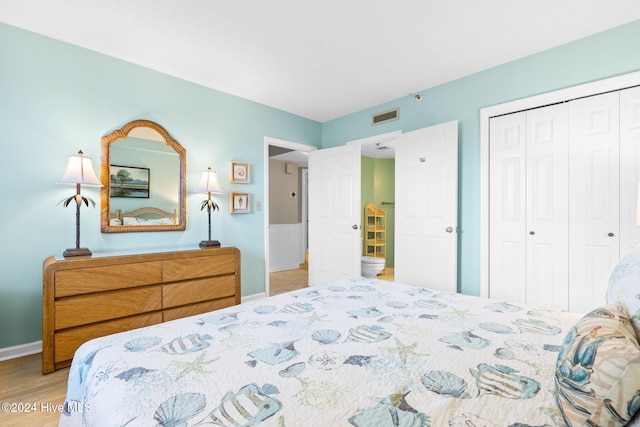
[110,207,177,226]
[59,274,640,427]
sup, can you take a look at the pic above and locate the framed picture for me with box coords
[109,165,150,198]
[230,161,250,183]
[229,192,250,213]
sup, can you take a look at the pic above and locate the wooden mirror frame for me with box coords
[100,120,187,233]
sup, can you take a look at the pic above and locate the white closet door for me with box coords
[569,92,620,313]
[525,103,569,310]
[489,112,526,304]
[620,86,640,257]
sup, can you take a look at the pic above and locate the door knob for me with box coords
[608,232,614,237]
[353,225,359,230]
[529,231,535,235]
[446,227,454,233]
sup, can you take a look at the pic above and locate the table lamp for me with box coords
[56,150,103,257]
[194,167,223,248]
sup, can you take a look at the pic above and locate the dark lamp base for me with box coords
[63,247,92,257]
[199,240,221,248]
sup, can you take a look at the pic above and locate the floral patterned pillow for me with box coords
[555,302,640,427]
[608,246,640,338]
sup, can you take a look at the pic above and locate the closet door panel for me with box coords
[620,86,640,257]
[525,104,569,310]
[489,112,526,303]
[569,92,620,313]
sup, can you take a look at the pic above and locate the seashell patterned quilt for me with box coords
[59,277,585,426]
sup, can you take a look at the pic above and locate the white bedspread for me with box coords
[59,277,582,426]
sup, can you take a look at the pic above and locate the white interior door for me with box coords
[395,121,458,292]
[308,144,361,286]
[568,91,620,313]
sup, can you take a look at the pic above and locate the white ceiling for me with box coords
[1,1,640,123]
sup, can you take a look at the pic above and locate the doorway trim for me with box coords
[479,70,640,298]
[264,136,317,296]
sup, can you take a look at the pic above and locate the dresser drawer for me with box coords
[54,312,163,365]
[163,297,236,322]
[162,276,236,308]
[43,247,241,373]
[55,286,162,330]
[55,261,162,297]
[162,254,236,282]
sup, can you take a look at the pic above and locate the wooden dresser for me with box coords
[42,246,240,373]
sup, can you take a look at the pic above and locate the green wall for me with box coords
[322,19,640,296]
[361,157,395,267]
[0,23,321,349]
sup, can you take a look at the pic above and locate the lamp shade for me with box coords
[194,167,223,194]
[56,150,102,186]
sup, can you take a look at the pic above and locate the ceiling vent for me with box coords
[372,108,399,126]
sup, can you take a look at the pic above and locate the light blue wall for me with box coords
[3,19,640,350]
[0,23,321,348]
[322,19,640,297]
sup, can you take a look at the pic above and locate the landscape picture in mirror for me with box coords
[110,165,150,198]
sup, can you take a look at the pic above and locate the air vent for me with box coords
[372,108,399,125]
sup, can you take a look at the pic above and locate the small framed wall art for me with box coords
[230,161,250,184]
[229,192,250,213]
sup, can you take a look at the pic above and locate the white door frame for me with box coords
[480,70,640,298]
[301,168,309,261]
[345,130,402,149]
[264,136,317,296]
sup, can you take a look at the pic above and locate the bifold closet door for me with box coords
[489,104,569,308]
[489,112,526,304]
[568,92,620,313]
[524,104,569,310]
[620,86,640,256]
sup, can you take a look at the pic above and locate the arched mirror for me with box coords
[100,120,186,233]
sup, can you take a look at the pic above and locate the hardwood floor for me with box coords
[269,267,395,296]
[1,268,394,426]
[0,353,68,426]
[269,268,309,295]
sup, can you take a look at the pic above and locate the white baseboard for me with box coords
[270,264,301,273]
[0,341,42,362]
[241,292,266,303]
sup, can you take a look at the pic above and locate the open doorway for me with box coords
[347,131,400,283]
[264,137,315,296]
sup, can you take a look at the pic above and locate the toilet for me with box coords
[361,256,386,278]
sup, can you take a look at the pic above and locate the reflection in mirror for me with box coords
[100,120,186,233]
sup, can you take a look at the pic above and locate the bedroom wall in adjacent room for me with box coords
[0,23,321,351]
[321,19,640,297]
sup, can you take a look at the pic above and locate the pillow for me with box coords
[608,246,640,338]
[142,217,174,225]
[122,217,142,225]
[555,302,640,427]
